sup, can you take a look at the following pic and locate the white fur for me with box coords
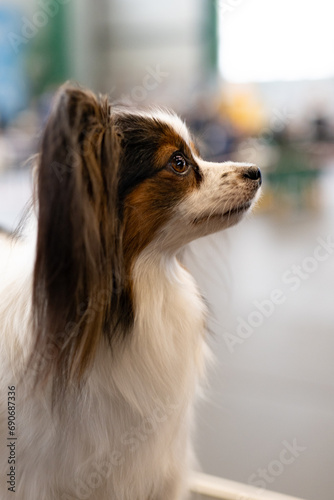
[180,160,257,221]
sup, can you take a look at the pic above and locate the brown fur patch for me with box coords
[123,163,200,271]
[153,130,197,170]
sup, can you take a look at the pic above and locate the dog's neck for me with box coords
[92,250,208,417]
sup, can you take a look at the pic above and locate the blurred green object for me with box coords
[28,0,70,96]
[266,141,320,210]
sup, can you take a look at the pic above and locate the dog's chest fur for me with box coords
[1,251,207,500]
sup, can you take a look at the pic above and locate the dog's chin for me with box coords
[192,201,253,230]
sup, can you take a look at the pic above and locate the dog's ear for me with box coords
[32,84,125,395]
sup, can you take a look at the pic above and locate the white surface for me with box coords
[191,472,307,500]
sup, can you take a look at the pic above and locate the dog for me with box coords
[0,84,261,499]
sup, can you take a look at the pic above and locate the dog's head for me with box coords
[32,84,261,393]
[115,109,261,257]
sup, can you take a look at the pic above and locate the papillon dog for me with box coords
[0,84,261,500]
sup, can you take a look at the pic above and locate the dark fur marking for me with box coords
[32,85,129,400]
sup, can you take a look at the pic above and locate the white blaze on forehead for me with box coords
[131,109,193,150]
[155,111,193,147]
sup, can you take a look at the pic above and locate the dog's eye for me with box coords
[170,154,189,175]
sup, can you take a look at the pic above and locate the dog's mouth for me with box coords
[192,201,252,225]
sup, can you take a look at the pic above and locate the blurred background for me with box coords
[0,1,333,499]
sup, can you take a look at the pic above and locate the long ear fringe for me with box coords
[30,84,127,400]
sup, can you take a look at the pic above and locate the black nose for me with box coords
[243,166,262,185]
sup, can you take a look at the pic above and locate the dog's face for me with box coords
[115,110,261,260]
[33,85,261,392]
